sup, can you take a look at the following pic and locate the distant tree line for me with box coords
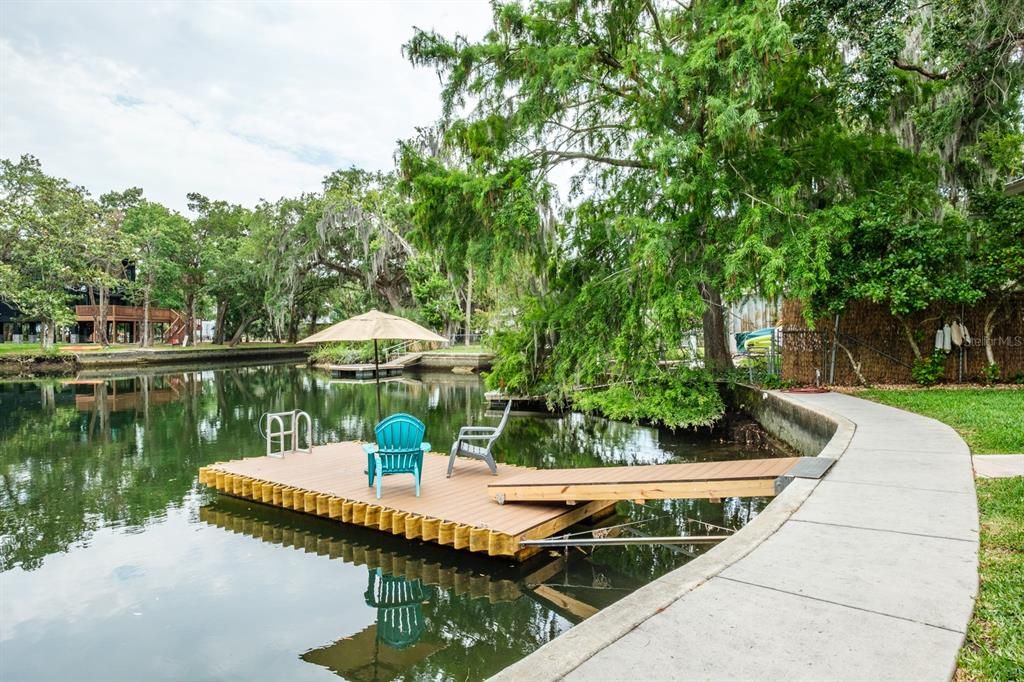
[0,160,471,350]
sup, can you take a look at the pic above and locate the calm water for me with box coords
[0,362,781,681]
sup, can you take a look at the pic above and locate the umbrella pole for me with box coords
[374,339,382,422]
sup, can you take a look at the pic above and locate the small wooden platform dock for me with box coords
[327,363,404,380]
[199,442,615,560]
[487,457,813,504]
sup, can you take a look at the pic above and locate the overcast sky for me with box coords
[0,0,493,212]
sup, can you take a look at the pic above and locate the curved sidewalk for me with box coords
[494,391,978,681]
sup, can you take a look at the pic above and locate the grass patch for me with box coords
[858,388,1024,454]
[0,343,65,356]
[430,344,488,354]
[956,477,1024,681]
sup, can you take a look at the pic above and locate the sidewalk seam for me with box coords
[716,575,968,634]
[788,518,977,543]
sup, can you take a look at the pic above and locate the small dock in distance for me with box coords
[326,363,405,380]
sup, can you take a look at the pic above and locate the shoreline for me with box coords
[0,344,311,377]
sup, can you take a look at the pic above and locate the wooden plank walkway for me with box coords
[487,457,802,504]
[198,442,616,560]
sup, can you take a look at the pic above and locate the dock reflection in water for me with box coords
[199,497,557,680]
[1,363,780,681]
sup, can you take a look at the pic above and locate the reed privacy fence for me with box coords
[779,295,1024,385]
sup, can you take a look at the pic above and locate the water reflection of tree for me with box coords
[401,589,569,682]
[0,366,780,580]
[204,497,572,682]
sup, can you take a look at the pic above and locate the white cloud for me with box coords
[0,0,493,212]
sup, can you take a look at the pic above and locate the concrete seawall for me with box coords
[415,351,494,370]
[0,345,310,377]
[493,389,978,681]
[75,345,309,368]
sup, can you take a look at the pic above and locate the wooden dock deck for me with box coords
[326,363,404,379]
[487,457,806,504]
[198,442,616,560]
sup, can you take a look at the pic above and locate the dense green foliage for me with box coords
[400,0,1021,420]
[308,341,377,365]
[0,158,469,350]
[0,156,98,349]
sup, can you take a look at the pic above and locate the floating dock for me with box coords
[487,457,831,504]
[198,442,616,560]
[326,363,405,380]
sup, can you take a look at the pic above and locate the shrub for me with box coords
[911,350,946,386]
[309,342,377,365]
[981,362,1001,385]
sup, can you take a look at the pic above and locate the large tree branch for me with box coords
[892,32,1024,80]
[538,149,658,170]
[892,58,949,80]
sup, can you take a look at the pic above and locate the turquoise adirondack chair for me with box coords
[362,413,430,499]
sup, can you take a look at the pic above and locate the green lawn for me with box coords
[431,344,489,354]
[958,477,1024,681]
[859,387,1023,680]
[859,388,1024,454]
[0,343,71,356]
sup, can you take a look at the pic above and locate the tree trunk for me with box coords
[897,316,923,360]
[183,293,195,347]
[213,300,228,345]
[287,300,300,343]
[40,319,55,351]
[86,285,97,343]
[381,280,403,310]
[227,317,253,347]
[836,340,868,385]
[984,307,998,366]
[698,282,732,373]
[97,285,110,346]
[140,282,152,347]
[465,264,473,345]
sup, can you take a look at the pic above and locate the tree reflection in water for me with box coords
[1,363,786,681]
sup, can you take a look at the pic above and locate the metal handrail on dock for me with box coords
[261,410,312,458]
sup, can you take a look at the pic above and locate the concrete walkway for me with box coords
[973,454,1024,478]
[494,391,978,681]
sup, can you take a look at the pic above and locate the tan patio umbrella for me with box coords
[298,309,447,419]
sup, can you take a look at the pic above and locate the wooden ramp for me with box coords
[198,442,615,560]
[487,457,804,504]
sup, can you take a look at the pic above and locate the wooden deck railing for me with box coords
[74,305,180,323]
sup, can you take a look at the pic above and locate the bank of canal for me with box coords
[0,363,788,681]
